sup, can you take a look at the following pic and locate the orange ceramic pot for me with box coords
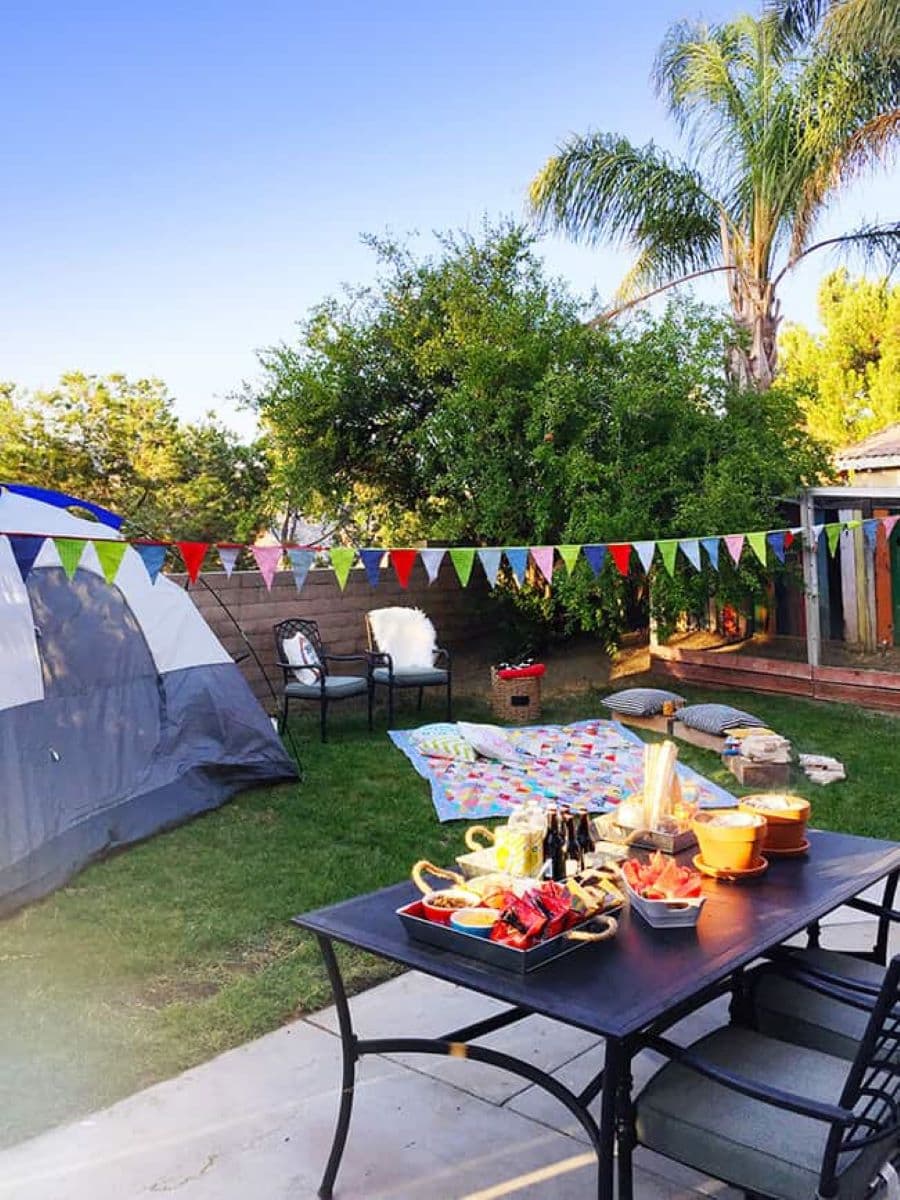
[692,811,767,872]
[739,794,810,851]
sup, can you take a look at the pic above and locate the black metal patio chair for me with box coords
[364,608,452,725]
[274,618,372,742]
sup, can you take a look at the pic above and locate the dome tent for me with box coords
[0,485,297,915]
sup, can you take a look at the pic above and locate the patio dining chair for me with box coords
[626,954,900,1200]
[274,618,372,742]
[364,607,451,725]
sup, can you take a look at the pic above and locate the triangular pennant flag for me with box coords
[478,548,502,587]
[724,534,745,565]
[449,547,475,587]
[784,530,795,551]
[7,534,44,581]
[747,531,768,566]
[177,541,209,583]
[94,539,128,585]
[657,540,678,577]
[390,549,417,588]
[287,548,315,591]
[330,546,355,590]
[633,541,656,573]
[700,537,720,571]
[609,543,632,577]
[767,531,787,563]
[679,539,701,571]
[825,523,842,557]
[54,537,86,580]
[557,545,582,575]
[530,546,555,584]
[135,543,167,584]
[251,544,282,591]
[217,545,240,577]
[359,548,384,586]
[811,523,824,546]
[504,547,529,586]
[845,519,862,530]
[883,515,899,540]
[862,520,879,550]
[582,545,607,577]
[419,548,445,584]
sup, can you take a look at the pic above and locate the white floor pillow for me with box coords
[368,607,437,671]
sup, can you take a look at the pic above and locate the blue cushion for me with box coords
[603,688,684,717]
[372,667,448,687]
[285,676,368,698]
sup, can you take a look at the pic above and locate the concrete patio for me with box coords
[0,914,891,1200]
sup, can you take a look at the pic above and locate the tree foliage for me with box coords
[777,269,900,446]
[0,373,272,542]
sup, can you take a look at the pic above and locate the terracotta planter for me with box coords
[692,811,767,872]
[739,795,810,851]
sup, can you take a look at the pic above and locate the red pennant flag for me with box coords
[390,549,418,588]
[177,541,209,583]
[609,543,632,577]
[784,531,794,550]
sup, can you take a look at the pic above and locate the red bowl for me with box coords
[420,889,474,924]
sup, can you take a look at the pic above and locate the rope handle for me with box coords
[464,825,496,851]
[565,913,618,943]
[411,860,466,893]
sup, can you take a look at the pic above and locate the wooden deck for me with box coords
[651,644,900,712]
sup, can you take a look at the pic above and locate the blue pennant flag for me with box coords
[478,548,502,587]
[862,519,879,551]
[7,534,44,581]
[135,543,167,583]
[767,531,787,563]
[287,548,315,591]
[359,548,383,587]
[504,547,528,586]
[679,539,701,571]
[582,545,607,577]
[700,537,720,570]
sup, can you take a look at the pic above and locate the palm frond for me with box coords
[770,0,900,58]
[776,221,900,284]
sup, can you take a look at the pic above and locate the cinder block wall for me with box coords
[174,557,498,711]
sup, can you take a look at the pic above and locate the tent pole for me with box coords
[801,490,821,670]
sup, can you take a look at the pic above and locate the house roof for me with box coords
[836,423,900,469]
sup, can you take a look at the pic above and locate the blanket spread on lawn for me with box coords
[389,718,737,823]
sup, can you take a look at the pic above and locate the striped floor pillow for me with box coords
[602,688,686,717]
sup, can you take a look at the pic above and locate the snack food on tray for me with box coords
[621,851,702,900]
[486,871,622,950]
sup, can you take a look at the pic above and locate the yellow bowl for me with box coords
[693,811,767,872]
[739,794,810,851]
[449,908,500,938]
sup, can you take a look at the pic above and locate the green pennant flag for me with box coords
[329,547,355,590]
[658,539,679,577]
[55,538,86,580]
[557,545,582,574]
[449,547,475,587]
[747,531,768,566]
[845,519,862,530]
[93,540,127,585]
[825,523,842,557]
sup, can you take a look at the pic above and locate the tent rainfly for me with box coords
[0,486,297,915]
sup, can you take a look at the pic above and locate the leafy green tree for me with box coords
[778,269,900,446]
[529,11,899,389]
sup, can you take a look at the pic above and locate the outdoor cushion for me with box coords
[636,1026,882,1200]
[372,666,448,687]
[751,949,886,1061]
[457,721,520,766]
[411,731,477,762]
[282,631,321,685]
[603,687,685,717]
[368,607,437,671]
[677,702,766,736]
[285,675,368,699]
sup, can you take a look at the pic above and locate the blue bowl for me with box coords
[449,908,499,939]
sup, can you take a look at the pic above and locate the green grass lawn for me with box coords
[0,684,896,1149]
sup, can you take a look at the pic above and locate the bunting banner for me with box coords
[700,536,719,570]
[329,547,355,590]
[504,547,529,586]
[390,548,417,588]
[135,543,167,584]
[287,548,315,591]
[94,539,128,585]
[8,534,44,581]
[825,523,842,557]
[657,540,678,578]
[633,540,656,574]
[811,523,825,546]
[767,531,787,563]
[862,520,879,551]
[55,537,86,580]
[449,547,475,587]
[420,548,445,584]
[747,531,768,567]
[582,545,606,578]
[557,544,581,575]
[609,543,632,577]
[217,545,240,577]
[251,544,282,591]
[359,548,384,587]
[478,548,502,587]
[530,546,555,584]
[724,534,744,566]
[679,539,701,572]
[177,541,209,584]
[882,515,899,540]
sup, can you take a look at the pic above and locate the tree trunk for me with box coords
[727,278,781,389]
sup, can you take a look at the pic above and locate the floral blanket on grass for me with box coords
[389,718,737,823]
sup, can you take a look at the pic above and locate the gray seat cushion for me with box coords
[752,949,886,1060]
[285,675,368,699]
[636,1026,885,1200]
[372,667,448,687]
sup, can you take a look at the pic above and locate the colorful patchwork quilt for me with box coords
[389,718,737,823]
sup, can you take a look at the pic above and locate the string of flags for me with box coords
[1,516,898,593]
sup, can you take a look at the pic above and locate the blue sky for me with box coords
[1,0,896,435]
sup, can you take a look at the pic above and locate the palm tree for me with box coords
[529,12,899,388]
[775,0,899,58]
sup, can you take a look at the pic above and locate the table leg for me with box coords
[598,1038,625,1200]
[315,935,357,1200]
[616,1050,636,1200]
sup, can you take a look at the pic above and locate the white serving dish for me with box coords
[624,879,705,929]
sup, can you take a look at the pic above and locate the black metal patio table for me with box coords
[294,828,900,1200]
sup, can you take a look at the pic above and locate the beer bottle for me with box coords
[563,807,581,874]
[546,808,567,882]
[576,808,595,862]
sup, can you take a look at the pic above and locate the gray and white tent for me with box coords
[0,486,297,915]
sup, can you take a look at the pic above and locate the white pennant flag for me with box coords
[633,541,656,573]
[680,538,701,571]
[217,546,240,577]
[419,548,445,584]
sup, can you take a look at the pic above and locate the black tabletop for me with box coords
[294,829,900,1039]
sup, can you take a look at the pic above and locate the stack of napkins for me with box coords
[738,733,792,764]
[799,753,846,785]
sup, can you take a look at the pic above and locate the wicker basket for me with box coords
[490,668,542,724]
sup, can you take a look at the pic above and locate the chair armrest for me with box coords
[322,653,369,666]
[366,650,392,671]
[762,947,882,1000]
[645,1034,854,1127]
[434,646,451,667]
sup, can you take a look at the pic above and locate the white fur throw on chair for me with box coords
[368,607,437,672]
